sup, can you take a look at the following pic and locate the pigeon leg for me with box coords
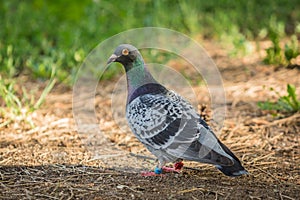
[162,160,184,173]
[140,161,184,176]
[141,160,166,176]
[174,160,184,170]
[141,167,165,176]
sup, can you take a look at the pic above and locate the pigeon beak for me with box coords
[107,54,118,65]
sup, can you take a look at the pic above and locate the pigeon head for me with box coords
[107,44,142,71]
[107,44,158,100]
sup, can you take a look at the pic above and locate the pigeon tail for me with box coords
[216,140,248,177]
[216,161,248,177]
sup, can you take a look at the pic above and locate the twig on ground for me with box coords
[280,194,296,200]
[177,187,224,196]
[265,113,300,127]
[246,152,275,164]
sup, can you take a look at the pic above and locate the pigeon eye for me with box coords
[122,49,129,56]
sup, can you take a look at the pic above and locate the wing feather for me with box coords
[126,90,234,166]
[126,91,198,149]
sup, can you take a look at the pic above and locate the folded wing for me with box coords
[126,91,235,167]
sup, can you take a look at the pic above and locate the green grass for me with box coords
[0,67,56,127]
[263,16,300,66]
[0,0,299,118]
[1,0,299,81]
[258,84,300,113]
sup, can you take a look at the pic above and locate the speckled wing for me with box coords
[126,90,233,166]
[126,91,198,149]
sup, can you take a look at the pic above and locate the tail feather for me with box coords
[216,162,248,177]
[217,140,248,177]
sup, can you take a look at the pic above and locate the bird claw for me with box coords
[141,161,184,176]
[174,161,184,170]
[162,166,181,173]
[162,161,184,173]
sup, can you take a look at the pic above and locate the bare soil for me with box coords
[0,41,299,199]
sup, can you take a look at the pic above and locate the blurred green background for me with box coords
[0,0,300,120]
[0,0,299,83]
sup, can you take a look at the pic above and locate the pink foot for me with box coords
[162,166,181,173]
[140,161,184,176]
[162,161,184,173]
[174,161,184,170]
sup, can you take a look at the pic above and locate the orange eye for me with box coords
[122,48,129,56]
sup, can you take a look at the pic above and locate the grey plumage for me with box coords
[107,44,248,177]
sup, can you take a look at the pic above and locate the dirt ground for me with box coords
[0,41,299,200]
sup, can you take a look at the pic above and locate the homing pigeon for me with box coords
[107,44,248,177]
